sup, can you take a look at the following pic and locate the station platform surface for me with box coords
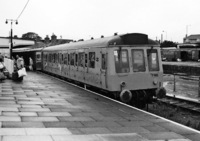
[0,72,199,141]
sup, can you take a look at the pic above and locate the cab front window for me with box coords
[147,49,159,71]
[132,50,145,72]
[114,49,130,73]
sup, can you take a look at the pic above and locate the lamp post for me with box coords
[5,19,18,59]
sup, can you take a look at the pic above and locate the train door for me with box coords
[69,51,76,79]
[77,50,85,83]
[100,48,107,89]
[35,52,42,70]
[86,48,101,87]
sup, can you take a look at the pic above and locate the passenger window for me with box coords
[75,54,78,66]
[78,53,84,67]
[85,53,88,67]
[114,50,130,73]
[61,54,64,64]
[64,53,68,65]
[59,53,62,64]
[49,54,51,62]
[68,54,70,65]
[132,50,145,72]
[70,53,75,66]
[147,49,159,71]
[54,53,57,63]
[89,52,95,68]
[57,53,59,63]
[53,54,56,63]
[102,54,106,70]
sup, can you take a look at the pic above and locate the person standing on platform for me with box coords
[29,57,33,71]
[16,55,24,70]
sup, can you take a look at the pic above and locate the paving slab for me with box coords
[38,112,71,117]
[2,135,53,141]
[22,117,59,122]
[2,112,37,117]
[2,122,45,128]
[25,128,72,135]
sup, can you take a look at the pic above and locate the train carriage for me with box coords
[42,33,166,107]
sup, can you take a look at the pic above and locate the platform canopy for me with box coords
[0,37,35,48]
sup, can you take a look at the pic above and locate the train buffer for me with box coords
[0,71,199,141]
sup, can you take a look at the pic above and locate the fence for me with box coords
[163,73,200,98]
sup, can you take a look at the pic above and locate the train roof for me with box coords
[43,33,159,52]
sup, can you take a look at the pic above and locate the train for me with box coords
[161,43,200,61]
[13,33,166,108]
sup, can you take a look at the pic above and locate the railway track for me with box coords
[157,94,200,114]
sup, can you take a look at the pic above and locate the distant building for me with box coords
[183,34,200,44]
[43,33,73,47]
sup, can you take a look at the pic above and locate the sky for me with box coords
[0,0,200,43]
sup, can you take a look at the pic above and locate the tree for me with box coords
[160,40,178,48]
[22,32,42,41]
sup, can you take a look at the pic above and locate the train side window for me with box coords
[50,54,52,62]
[78,52,84,67]
[85,53,88,67]
[54,54,56,63]
[89,52,95,68]
[64,53,68,65]
[147,49,159,71]
[102,54,106,70]
[46,54,48,62]
[70,53,75,66]
[114,50,130,73]
[132,50,145,72]
[49,54,51,62]
[53,53,55,63]
[61,54,64,64]
[68,54,70,65]
[59,53,62,64]
[57,53,59,63]
[75,53,78,66]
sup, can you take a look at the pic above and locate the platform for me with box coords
[0,71,199,141]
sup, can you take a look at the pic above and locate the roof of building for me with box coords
[186,34,200,39]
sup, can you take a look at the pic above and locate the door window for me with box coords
[147,49,159,71]
[114,49,130,73]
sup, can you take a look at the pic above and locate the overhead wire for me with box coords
[16,0,30,20]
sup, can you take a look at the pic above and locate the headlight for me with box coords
[153,78,158,85]
[120,81,126,87]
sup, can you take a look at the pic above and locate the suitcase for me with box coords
[0,72,6,81]
[12,72,18,80]
[12,71,23,81]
